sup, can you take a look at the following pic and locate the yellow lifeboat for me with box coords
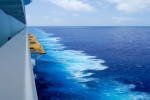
[28,34,46,54]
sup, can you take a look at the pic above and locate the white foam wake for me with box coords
[30,28,108,82]
[31,59,36,67]
[29,28,150,100]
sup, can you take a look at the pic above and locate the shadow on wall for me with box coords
[0,9,25,47]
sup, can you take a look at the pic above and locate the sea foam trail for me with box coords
[29,28,108,82]
[29,28,150,100]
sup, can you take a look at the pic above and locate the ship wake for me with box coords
[29,28,150,100]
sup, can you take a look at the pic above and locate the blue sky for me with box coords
[26,0,150,26]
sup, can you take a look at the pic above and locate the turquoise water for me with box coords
[29,27,150,100]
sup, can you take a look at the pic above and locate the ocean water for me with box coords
[29,27,150,100]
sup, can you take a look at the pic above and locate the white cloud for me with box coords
[72,13,80,16]
[108,0,150,12]
[26,15,63,26]
[112,17,134,23]
[49,0,95,12]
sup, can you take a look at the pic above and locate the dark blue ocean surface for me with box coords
[29,27,150,100]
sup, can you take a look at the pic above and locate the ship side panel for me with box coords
[0,9,11,47]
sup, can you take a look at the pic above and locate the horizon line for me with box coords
[27,25,150,27]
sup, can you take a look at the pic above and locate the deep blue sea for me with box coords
[29,26,150,100]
